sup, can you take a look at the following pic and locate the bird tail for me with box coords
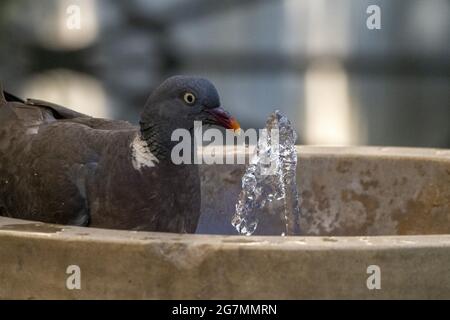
[0,83,25,105]
[0,82,6,105]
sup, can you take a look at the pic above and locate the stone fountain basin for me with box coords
[1,146,450,299]
[199,146,450,236]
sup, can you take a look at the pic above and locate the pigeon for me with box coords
[0,76,240,233]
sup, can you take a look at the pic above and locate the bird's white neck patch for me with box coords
[130,134,159,171]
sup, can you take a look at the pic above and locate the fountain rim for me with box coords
[296,145,450,160]
[1,145,450,248]
[200,145,450,163]
[1,216,450,250]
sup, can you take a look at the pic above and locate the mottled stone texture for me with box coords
[1,219,450,299]
[198,146,450,236]
[1,146,450,299]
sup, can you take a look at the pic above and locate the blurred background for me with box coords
[0,0,449,147]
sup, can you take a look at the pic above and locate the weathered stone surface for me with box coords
[1,217,450,299]
[1,146,450,299]
[198,146,450,236]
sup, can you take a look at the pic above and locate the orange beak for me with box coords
[206,107,240,131]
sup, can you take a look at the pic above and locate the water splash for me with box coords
[232,111,300,236]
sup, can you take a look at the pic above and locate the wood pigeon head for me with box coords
[140,75,240,134]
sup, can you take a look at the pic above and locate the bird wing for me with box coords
[25,98,91,120]
[1,83,91,119]
[0,85,124,226]
[1,85,138,139]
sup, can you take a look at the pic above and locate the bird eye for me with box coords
[183,92,196,105]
